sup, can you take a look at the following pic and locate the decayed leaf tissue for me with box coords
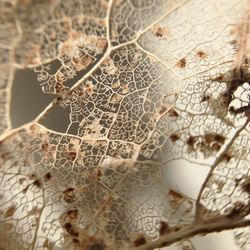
[0,0,249,249]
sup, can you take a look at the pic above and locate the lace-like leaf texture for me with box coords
[0,0,250,249]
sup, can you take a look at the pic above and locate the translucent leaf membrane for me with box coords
[15,0,109,94]
[0,0,250,250]
[109,0,187,46]
[43,43,180,137]
[0,123,194,249]
[196,123,250,220]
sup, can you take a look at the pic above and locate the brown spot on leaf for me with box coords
[197,50,207,59]
[63,188,75,203]
[176,58,186,68]
[234,177,243,186]
[96,169,102,181]
[186,136,196,149]
[68,151,77,161]
[43,239,54,250]
[152,25,169,38]
[201,95,210,102]
[230,39,237,45]
[44,172,52,181]
[64,222,79,237]
[170,133,180,142]
[159,221,171,235]
[187,133,225,155]
[18,178,26,185]
[244,57,249,65]
[159,105,168,115]
[226,201,249,219]
[204,133,225,144]
[168,189,183,200]
[133,236,146,247]
[242,178,250,194]
[22,185,29,193]
[222,153,232,163]
[33,179,42,188]
[72,238,80,246]
[211,143,221,151]
[214,75,224,82]
[169,109,179,118]
[42,141,49,151]
[67,209,78,219]
[214,134,226,143]
[4,205,15,218]
[55,81,64,94]
[168,189,185,209]
[29,174,37,180]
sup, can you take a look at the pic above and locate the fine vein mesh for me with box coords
[0,0,250,250]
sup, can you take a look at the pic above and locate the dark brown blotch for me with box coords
[211,143,221,152]
[201,95,210,102]
[242,179,250,194]
[67,209,78,219]
[133,236,146,247]
[214,134,226,143]
[96,169,102,181]
[68,151,77,161]
[63,188,75,203]
[222,153,232,163]
[152,25,168,38]
[155,27,164,37]
[169,109,179,118]
[186,136,196,148]
[170,133,180,142]
[72,238,80,246]
[43,239,54,250]
[176,58,186,68]
[230,39,237,45]
[159,221,171,235]
[42,141,49,151]
[29,174,37,180]
[214,74,224,82]
[33,179,42,188]
[197,50,206,59]
[204,133,225,144]
[226,202,250,219]
[64,222,79,237]
[44,172,52,181]
[244,57,249,65]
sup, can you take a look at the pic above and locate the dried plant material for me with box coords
[0,0,250,250]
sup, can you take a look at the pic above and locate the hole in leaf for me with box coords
[10,68,54,128]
